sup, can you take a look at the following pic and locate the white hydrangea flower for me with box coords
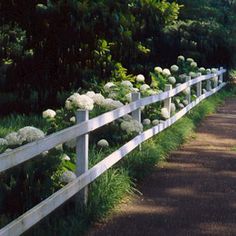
[211,68,218,73]
[65,93,80,110]
[97,139,109,147]
[161,108,170,119]
[61,154,70,161]
[183,87,191,95]
[65,100,73,110]
[199,67,205,73]
[0,138,8,146]
[178,55,185,61]
[136,74,145,83]
[70,116,76,123]
[152,119,159,126]
[86,91,96,98]
[178,103,185,109]
[206,69,211,74]
[18,126,45,143]
[168,76,176,84]
[102,98,123,110]
[131,87,139,93]
[142,119,151,125]
[76,94,94,110]
[66,93,94,110]
[190,62,197,68]
[92,93,105,106]
[147,90,158,96]
[122,115,133,121]
[171,103,176,114]
[121,80,133,88]
[5,132,23,146]
[183,100,189,106]
[154,66,163,73]
[60,170,76,184]
[189,72,197,78]
[140,84,150,91]
[196,72,202,77]
[42,109,56,119]
[187,58,194,63]
[170,65,179,72]
[108,91,118,99]
[125,93,132,102]
[104,82,116,92]
[120,120,143,134]
[162,68,171,77]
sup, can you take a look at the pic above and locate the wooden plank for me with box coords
[76,110,89,205]
[164,84,172,117]
[0,70,226,173]
[0,82,226,236]
[131,93,141,123]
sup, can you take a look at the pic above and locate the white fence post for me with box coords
[76,110,89,205]
[131,92,141,122]
[207,72,211,91]
[131,92,141,150]
[219,67,224,83]
[213,69,219,88]
[185,76,191,104]
[196,79,202,97]
[164,84,172,117]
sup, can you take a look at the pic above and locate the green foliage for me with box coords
[0,0,182,113]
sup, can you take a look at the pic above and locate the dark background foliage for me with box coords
[0,0,235,114]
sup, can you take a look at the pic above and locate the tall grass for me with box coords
[1,86,235,235]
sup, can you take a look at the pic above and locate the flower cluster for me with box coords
[2,126,45,148]
[97,139,109,147]
[120,119,143,134]
[65,93,94,111]
[42,109,56,119]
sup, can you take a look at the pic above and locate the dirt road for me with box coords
[88,98,236,236]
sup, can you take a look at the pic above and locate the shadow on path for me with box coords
[87,98,236,236]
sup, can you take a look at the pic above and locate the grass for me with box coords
[0,114,49,137]
[1,85,235,235]
[231,146,236,152]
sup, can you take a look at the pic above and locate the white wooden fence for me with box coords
[0,68,226,236]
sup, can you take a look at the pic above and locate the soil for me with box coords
[87,98,236,236]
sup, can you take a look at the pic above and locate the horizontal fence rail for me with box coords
[0,68,226,236]
[0,69,226,173]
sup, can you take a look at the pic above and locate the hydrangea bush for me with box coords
[0,55,220,217]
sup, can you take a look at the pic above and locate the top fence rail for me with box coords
[0,69,226,173]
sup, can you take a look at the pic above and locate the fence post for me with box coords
[196,79,202,97]
[131,92,141,122]
[213,69,219,88]
[207,71,211,91]
[185,76,191,104]
[76,110,89,205]
[131,92,141,150]
[219,67,224,83]
[164,84,172,117]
